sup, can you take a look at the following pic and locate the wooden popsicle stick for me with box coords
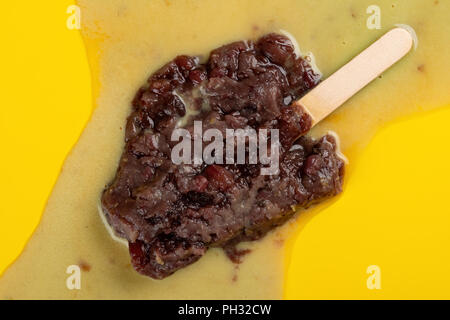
[295,27,413,126]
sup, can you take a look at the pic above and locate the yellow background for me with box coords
[1,1,449,299]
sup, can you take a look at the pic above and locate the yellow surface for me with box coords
[0,0,449,299]
[285,107,450,299]
[0,1,91,274]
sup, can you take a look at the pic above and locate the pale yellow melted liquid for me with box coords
[1,0,449,299]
